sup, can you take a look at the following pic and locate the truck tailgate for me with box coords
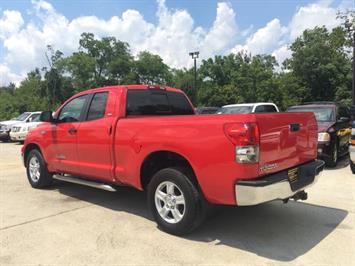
[255,112,318,176]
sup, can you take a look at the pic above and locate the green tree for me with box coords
[171,68,197,104]
[135,51,172,85]
[285,26,351,104]
[62,33,134,90]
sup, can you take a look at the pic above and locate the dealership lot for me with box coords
[0,142,354,265]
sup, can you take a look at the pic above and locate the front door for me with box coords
[52,94,89,174]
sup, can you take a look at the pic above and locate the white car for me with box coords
[0,112,42,142]
[10,115,42,143]
[216,103,279,114]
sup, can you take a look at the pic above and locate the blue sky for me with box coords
[0,0,354,85]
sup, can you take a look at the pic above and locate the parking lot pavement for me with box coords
[0,143,354,265]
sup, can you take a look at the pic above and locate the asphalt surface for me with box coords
[0,142,354,265]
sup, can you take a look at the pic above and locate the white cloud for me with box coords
[232,18,286,55]
[0,10,24,39]
[0,64,24,86]
[288,1,339,40]
[0,0,351,86]
[272,45,292,67]
[0,0,238,86]
[231,0,347,66]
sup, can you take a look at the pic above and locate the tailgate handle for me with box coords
[290,123,300,132]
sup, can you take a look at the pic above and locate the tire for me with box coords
[147,168,206,235]
[351,161,355,174]
[26,149,53,188]
[326,142,338,167]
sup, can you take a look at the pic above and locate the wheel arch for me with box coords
[140,150,201,192]
[23,143,43,166]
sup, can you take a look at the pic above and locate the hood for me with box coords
[0,120,22,126]
[12,121,42,128]
[317,122,335,132]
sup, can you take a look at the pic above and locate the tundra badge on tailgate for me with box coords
[260,163,278,172]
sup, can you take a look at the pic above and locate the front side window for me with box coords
[31,115,41,122]
[28,113,40,122]
[86,92,109,121]
[58,95,88,123]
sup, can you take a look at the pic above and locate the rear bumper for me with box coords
[235,160,325,206]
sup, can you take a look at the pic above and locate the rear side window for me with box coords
[166,91,194,115]
[126,90,194,116]
[87,92,108,121]
[254,105,277,113]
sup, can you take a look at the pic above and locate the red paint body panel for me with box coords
[23,85,318,205]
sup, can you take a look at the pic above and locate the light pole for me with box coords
[189,51,199,96]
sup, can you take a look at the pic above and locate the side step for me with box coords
[53,174,117,192]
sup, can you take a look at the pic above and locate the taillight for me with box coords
[224,122,259,163]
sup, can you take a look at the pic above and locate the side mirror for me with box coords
[40,111,55,123]
[338,117,350,123]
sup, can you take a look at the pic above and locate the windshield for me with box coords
[14,112,31,121]
[288,107,334,122]
[217,106,253,114]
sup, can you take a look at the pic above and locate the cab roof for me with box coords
[77,84,182,95]
[222,102,277,108]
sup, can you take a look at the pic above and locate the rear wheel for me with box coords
[147,168,206,235]
[350,161,355,174]
[26,149,53,188]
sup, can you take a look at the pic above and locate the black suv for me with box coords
[288,102,351,167]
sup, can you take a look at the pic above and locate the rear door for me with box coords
[76,91,116,182]
[255,112,318,176]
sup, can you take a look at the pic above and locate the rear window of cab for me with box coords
[126,90,194,116]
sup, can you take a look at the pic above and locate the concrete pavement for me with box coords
[0,142,354,265]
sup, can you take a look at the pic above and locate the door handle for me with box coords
[68,128,77,134]
[290,123,300,132]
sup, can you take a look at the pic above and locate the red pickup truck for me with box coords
[22,85,324,235]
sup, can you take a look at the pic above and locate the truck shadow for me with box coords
[56,182,347,262]
[188,202,348,261]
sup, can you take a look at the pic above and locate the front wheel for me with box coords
[350,161,355,174]
[147,168,206,235]
[26,149,53,188]
[326,142,338,167]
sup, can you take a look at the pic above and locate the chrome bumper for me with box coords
[235,160,325,206]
